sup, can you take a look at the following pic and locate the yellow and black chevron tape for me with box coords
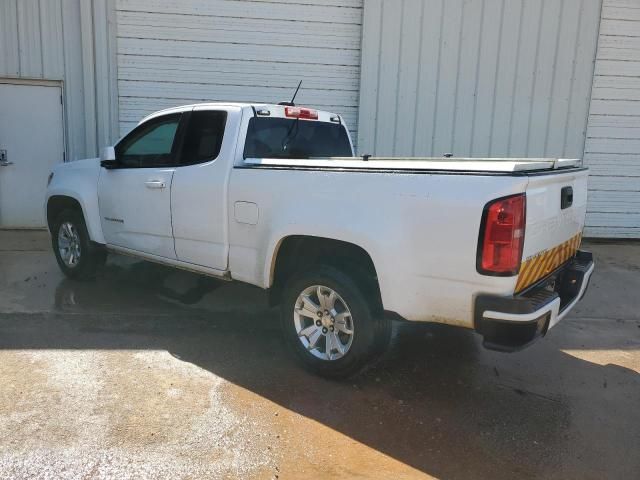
[515,233,582,293]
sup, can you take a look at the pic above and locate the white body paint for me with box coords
[46,103,589,329]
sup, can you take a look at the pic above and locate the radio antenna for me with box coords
[290,80,302,105]
[278,80,302,107]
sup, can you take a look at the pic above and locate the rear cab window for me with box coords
[243,116,352,159]
[179,110,227,165]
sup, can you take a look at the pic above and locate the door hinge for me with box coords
[60,95,63,104]
[63,151,66,162]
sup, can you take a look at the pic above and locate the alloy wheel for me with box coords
[57,221,81,267]
[293,285,355,361]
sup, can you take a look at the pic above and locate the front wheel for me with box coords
[52,208,106,280]
[280,265,390,379]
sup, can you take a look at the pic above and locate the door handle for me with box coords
[0,161,13,167]
[145,180,166,189]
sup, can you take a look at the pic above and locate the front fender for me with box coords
[45,159,105,244]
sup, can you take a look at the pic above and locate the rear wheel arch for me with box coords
[268,235,382,312]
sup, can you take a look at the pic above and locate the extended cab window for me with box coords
[116,114,181,168]
[180,110,227,165]
[243,117,352,159]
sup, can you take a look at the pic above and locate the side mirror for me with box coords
[100,146,117,169]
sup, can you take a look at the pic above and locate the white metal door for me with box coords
[0,82,64,227]
[114,0,363,144]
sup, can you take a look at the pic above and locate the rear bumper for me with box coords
[475,250,594,352]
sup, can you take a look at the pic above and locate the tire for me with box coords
[51,208,106,280]
[280,265,391,379]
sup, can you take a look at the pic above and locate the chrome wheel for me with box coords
[57,221,81,268]
[294,285,354,361]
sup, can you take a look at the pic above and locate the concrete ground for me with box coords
[0,231,638,480]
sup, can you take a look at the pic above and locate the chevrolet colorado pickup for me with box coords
[45,102,594,377]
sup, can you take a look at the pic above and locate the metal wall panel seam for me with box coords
[542,0,565,156]
[487,0,506,158]
[524,0,547,156]
[80,0,98,157]
[410,0,426,156]
[430,1,446,156]
[468,0,486,156]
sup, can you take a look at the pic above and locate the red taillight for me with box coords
[285,106,318,120]
[477,194,526,275]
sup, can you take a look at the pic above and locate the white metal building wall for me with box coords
[357,0,602,159]
[115,0,363,142]
[0,0,118,160]
[584,0,640,238]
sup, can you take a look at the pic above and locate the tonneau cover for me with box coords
[244,157,582,173]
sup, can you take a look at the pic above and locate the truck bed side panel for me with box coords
[228,167,529,327]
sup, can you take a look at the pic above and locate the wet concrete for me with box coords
[0,230,638,479]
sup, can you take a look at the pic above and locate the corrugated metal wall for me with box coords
[584,0,640,238]
[0,0,119,160]
[115,0,363,142]
[357,0,602,158]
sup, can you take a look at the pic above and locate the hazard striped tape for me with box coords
[515,233,582,293]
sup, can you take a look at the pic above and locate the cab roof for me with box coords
[140,102,341,125]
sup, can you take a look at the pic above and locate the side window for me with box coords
[179,110,227,165]
[115,114,181,168]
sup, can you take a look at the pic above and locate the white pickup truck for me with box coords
[45,102,594,377]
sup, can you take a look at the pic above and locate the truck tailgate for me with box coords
[516,168,588,292]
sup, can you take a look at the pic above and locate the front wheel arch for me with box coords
[51,208,106,280]
[47,195,83,234]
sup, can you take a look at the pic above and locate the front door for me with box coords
[0,82,64,227]
[98,112,184,259]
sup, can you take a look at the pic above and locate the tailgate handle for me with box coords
[561,186,573,209]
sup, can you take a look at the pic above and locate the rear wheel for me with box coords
[280,265,390,379]
[52,208,106,280]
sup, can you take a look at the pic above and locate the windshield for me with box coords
[243,117,352,159]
